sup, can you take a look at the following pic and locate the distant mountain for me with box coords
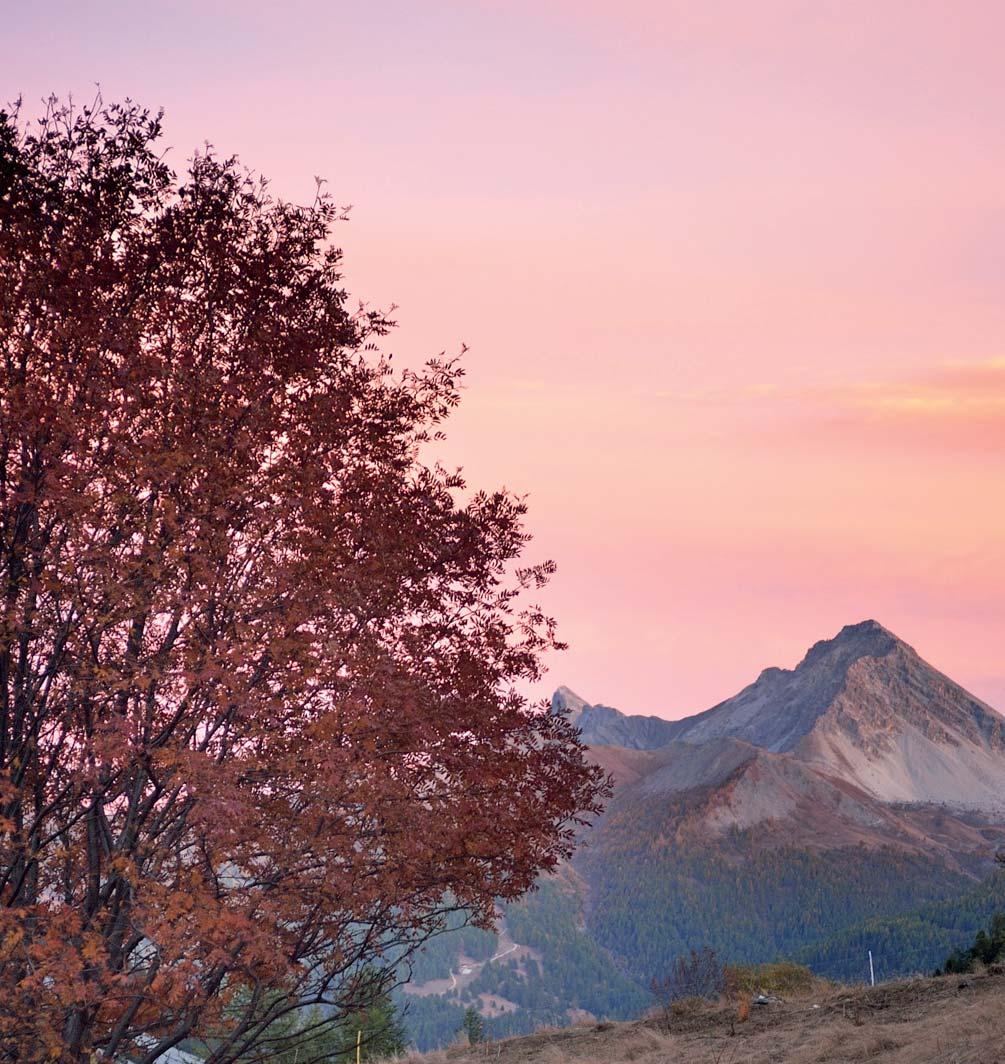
[671,619,906,751]
[551,686,683,750]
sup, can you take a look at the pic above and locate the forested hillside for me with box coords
[796,866,1005,980]
[492,880,649,1020]
[397,864,1005,1050]
[576,836,977,979]
[403,911,499,985]
[397,880,648,1051]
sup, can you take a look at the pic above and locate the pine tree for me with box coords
[461,1006,485,1046]
[345,988,408,1061]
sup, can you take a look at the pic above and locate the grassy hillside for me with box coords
[401,968,1005,1064]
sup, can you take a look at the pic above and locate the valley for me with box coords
[404,928,528,1009]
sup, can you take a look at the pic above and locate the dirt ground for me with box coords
[408,969,1005,1064]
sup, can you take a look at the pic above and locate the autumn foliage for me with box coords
[0,98,605,1061]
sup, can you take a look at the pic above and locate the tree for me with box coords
[461,1006,485,1046]
[331,974,406,1064]
[0,97,607,1062]
[345,983,408,1062]
[220,972,406,1064]
[937,912,1005,975]
[223,992,345,1064]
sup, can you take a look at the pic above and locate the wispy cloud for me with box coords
[658,358,1005,422]
[848,359,1005,420]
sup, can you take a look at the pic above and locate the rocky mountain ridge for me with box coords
[555,620,1005,818]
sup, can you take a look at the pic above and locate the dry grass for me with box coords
[398,969,1005,1064]
[727,962,824,998]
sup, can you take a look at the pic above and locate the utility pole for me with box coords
[868,950,875,987]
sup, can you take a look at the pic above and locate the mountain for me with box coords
[559,620,1005,991]
[558,620,1005,816]
[400,621,1005,1048]
[668,619,906,751]
[551,686,683,750]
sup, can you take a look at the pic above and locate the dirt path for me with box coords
[407,924,526,999]
[490,943,518,963]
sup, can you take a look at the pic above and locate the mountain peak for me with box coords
[550,689,684,750]
[665,620,915,753]
[802,618,900,667]
[552,684,587,706]
[551,686,590,719]
[837,618,896,642]
[840,618,890,635]
[558,619,1005,813]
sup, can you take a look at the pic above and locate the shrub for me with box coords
[727,962,815,996]
[650,948,726,1030]
[736,995,751,1023]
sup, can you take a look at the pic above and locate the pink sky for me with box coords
[10,1,1005,716]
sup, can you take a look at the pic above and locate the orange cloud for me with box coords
[655,360,1005,451]
[848,360,1005,420]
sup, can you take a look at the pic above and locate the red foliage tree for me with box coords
[0,98,606,1062]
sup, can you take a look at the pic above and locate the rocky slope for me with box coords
[587,736,1005,867]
